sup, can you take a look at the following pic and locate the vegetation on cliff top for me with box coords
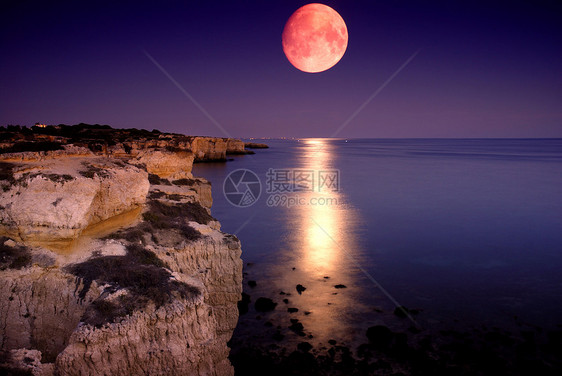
[147,200,214,225]
[0,141,65,154]
[0,123,191,152]
[66,243,200,327]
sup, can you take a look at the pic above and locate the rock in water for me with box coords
[255,297,277,312]
[238,292,251,315]
[366,325,394,349]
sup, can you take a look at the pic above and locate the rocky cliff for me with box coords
[0,124,258,162]
[0,132,243,376]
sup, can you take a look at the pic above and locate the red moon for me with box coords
[282,3,348,73]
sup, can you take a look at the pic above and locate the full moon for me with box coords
[282,3,348,73]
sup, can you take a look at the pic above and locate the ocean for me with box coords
[193,138,562,369]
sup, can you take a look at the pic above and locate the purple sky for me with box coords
[1,0,560,138]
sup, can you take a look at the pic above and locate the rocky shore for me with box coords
[229,263,562,375]
[0,124,252,375]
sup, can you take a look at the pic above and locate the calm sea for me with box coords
[193,138,562,349]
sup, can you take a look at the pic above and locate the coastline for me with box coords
[2,130,561,375]
[0,124,248,375]
[194,137,562,375]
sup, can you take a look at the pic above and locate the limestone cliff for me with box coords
[131,149,195,180]
[189,137,228,161]
[0,151,149,247]
[0,124,258,162]
[0,143,243,376]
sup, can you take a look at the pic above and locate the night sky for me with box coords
[1,0,560,138]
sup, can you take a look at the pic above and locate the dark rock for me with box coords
[328,339,337,346]
[391,332,410,357]
[289,319,305,336]
[288,308,298,313]
[334,284,347,289]
[283,299,289,304]
[237,292,251,315]
[247,280,257,288]
[296,284,306,294]
[244,142,269,149]
[285,350,316,373]
[273,331,285,341]
[366,325,394,349]
[298,342,313,352]
[304,311,311,315]
[255,297,277,312]
[323,276,330,279]
[264,321,274,327]
[357,343,373,360]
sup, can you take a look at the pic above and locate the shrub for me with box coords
[79,163,110,179]
[165,145,185,153]
[172,178,196,186]
[44,174,74,184]
[148,174,171,185]
[179,224,202,241]
[148,200,214,225]
[148,190,166,199]
[65,244,200,327]
[0,238,32,270]
[0,162,15,191]
[0,141,64,154]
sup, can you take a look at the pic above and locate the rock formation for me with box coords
[131,149,194,180]
[244,142,269,149]
[0,125,244,376]
[0,124,264,163]
[0,152,149,247]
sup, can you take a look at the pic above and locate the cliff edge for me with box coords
[0,127,243,375]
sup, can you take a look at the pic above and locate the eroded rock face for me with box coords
[132,149,195,180]
[0,148,242,376]
[0,264,102,362]
[55,229,242,376]
[0,145,94,162]
[190,137,228,161]
[149,178,213,209]
[0,157,149,247]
